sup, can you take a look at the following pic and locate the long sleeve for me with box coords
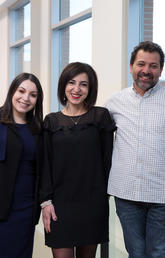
[39,115,54,203]
[100,108,116,184]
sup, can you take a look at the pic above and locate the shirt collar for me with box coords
[131,81,161,97]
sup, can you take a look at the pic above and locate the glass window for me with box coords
[24,3,31,38]
[143,0,165,81]
[21,43,31,72]
[15,3,30,41]
[69,18,92,63]
[60,0,92,20]
[10,2,31,43]
[60,18,92,69]
[51,0,92,111]
[9,1,31,81]
[10,42,31,80]
[128,0,165,84]
[153,0,165,80]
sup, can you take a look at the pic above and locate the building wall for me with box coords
[92,0,129,106]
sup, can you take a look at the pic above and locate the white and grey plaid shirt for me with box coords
[106,82,165,203]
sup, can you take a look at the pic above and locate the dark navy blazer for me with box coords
[0,122,41,223]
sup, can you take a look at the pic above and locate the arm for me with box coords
[39,126,53,202]
[100,109,115,184]
[39,115,57,232]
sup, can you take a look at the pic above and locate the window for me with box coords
[142,0,165,81]
[60,18,92,68]
[51,0,92,111]
[128,0,165,85]
[9,0,31,81]
[153,0,165,81]
[60,0,92,19]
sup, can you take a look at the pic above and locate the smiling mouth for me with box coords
[71,94,81,99]
[140,77,152,82]
[138,72,153,81]
[18,102,30,108]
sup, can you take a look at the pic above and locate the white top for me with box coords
[106,82,165,203]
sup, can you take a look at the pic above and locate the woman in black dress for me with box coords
[0,73,43,258]
[40,62,115,258]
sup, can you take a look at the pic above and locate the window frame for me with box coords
[128,0,144,86]
[9,0,31,81]
[51,0,92,111]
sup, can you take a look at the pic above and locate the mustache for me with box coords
[138,72,153,79]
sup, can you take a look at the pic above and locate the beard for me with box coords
[135,72,157,91]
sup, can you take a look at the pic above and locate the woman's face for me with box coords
[65,73,89,107]
[12,79,38,120]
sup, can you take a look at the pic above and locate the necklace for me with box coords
[69,116,81,125]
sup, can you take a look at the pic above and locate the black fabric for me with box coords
[0,124,36,257]
[40,106,116,248]
[0,123,7,161]
[0,122,41,224]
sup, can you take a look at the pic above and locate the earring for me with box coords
[64,95,67,102]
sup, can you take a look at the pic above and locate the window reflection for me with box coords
[51,0,92,111]
[24,3,31,37]
[60,18,92,70]
[153,0,165,80]
[60,0,92,20]
[69,18,92,63]
[15,2,31,41]
[15,43,31,75]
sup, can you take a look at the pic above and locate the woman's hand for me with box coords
[42,204,57,233]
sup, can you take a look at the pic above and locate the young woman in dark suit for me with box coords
[0,73,43,258]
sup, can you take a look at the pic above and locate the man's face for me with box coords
[130,50,163,95]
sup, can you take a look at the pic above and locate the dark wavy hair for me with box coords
[130,41,164,69]
[0,72,43,133]
[58,62,98,109]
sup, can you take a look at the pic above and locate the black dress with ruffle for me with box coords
[40,106,116,248]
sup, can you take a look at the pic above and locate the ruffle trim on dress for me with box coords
[44,121,115,133]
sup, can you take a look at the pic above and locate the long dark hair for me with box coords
[0,73,43,133]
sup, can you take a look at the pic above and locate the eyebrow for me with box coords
[69,79,89,83]
[18,86,38,93]
[137,59,158,63]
